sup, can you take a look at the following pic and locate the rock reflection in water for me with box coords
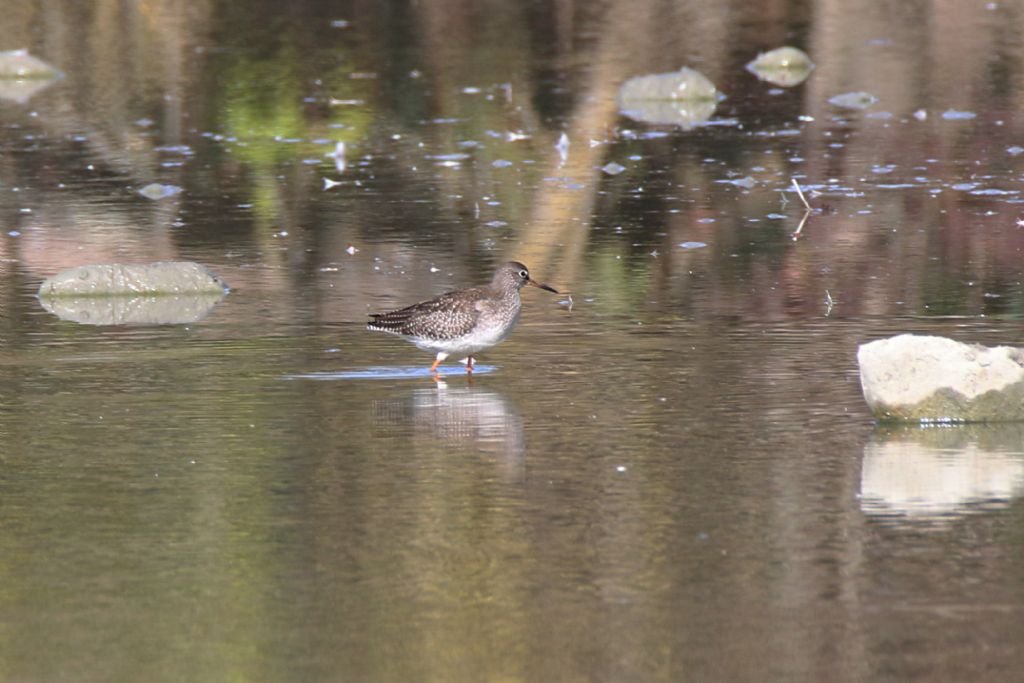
[860,425,1024,524]
[0,49,62,103]
[373,384,524,480]
[39,293,227,325]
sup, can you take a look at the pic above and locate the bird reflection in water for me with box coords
[372,384,525,481]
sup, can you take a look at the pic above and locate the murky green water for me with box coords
[2,1,1024,681]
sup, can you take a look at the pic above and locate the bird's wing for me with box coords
[367,289,484,339]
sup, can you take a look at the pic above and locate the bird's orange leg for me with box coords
[466,356,474,373]
[430,352,449,375]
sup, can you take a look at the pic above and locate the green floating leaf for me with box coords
[828,91,879,110]
[746,47,815,87]
[618,67,725,128]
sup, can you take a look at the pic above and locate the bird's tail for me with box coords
[366,310,412,333]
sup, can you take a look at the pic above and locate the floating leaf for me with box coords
[0,49,62,103]
[620,67,723,102]
[746,47,815,87]
[717,176,756,189]
[619,100,719,128]
[828,91,879,109]
[618,67,724,128]
[138,183,182,199]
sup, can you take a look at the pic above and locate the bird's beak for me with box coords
[527,278,559,294]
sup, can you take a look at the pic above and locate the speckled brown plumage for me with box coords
[367,261,558,373]
[367,289,485,340]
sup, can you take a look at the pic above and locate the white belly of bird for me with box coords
[415,307,520,355]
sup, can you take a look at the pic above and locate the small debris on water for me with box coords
[942,109,976,120]
[717,176,756,188]
[971,188,1018,196]
[345,244,359,255]
[602,162,626,175]
[619,66,724,103]
[138,183,181,200]
[428,153,470,161]
[323,178,342,190]
[154,145,193,155]
[679,241,708,249]
[327,141,346,172]
[556,132,570,163]
[827,91,878,109]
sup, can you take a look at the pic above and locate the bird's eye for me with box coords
[519,270,528,278]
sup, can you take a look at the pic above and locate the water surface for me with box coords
[1,1,1024,681]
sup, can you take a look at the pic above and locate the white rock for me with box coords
[38,262,228,297]
[619,67,723,102]
[858,334,1024,422]
[0,49,61,79]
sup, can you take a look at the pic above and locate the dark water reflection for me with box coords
[2,0,1024,680]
